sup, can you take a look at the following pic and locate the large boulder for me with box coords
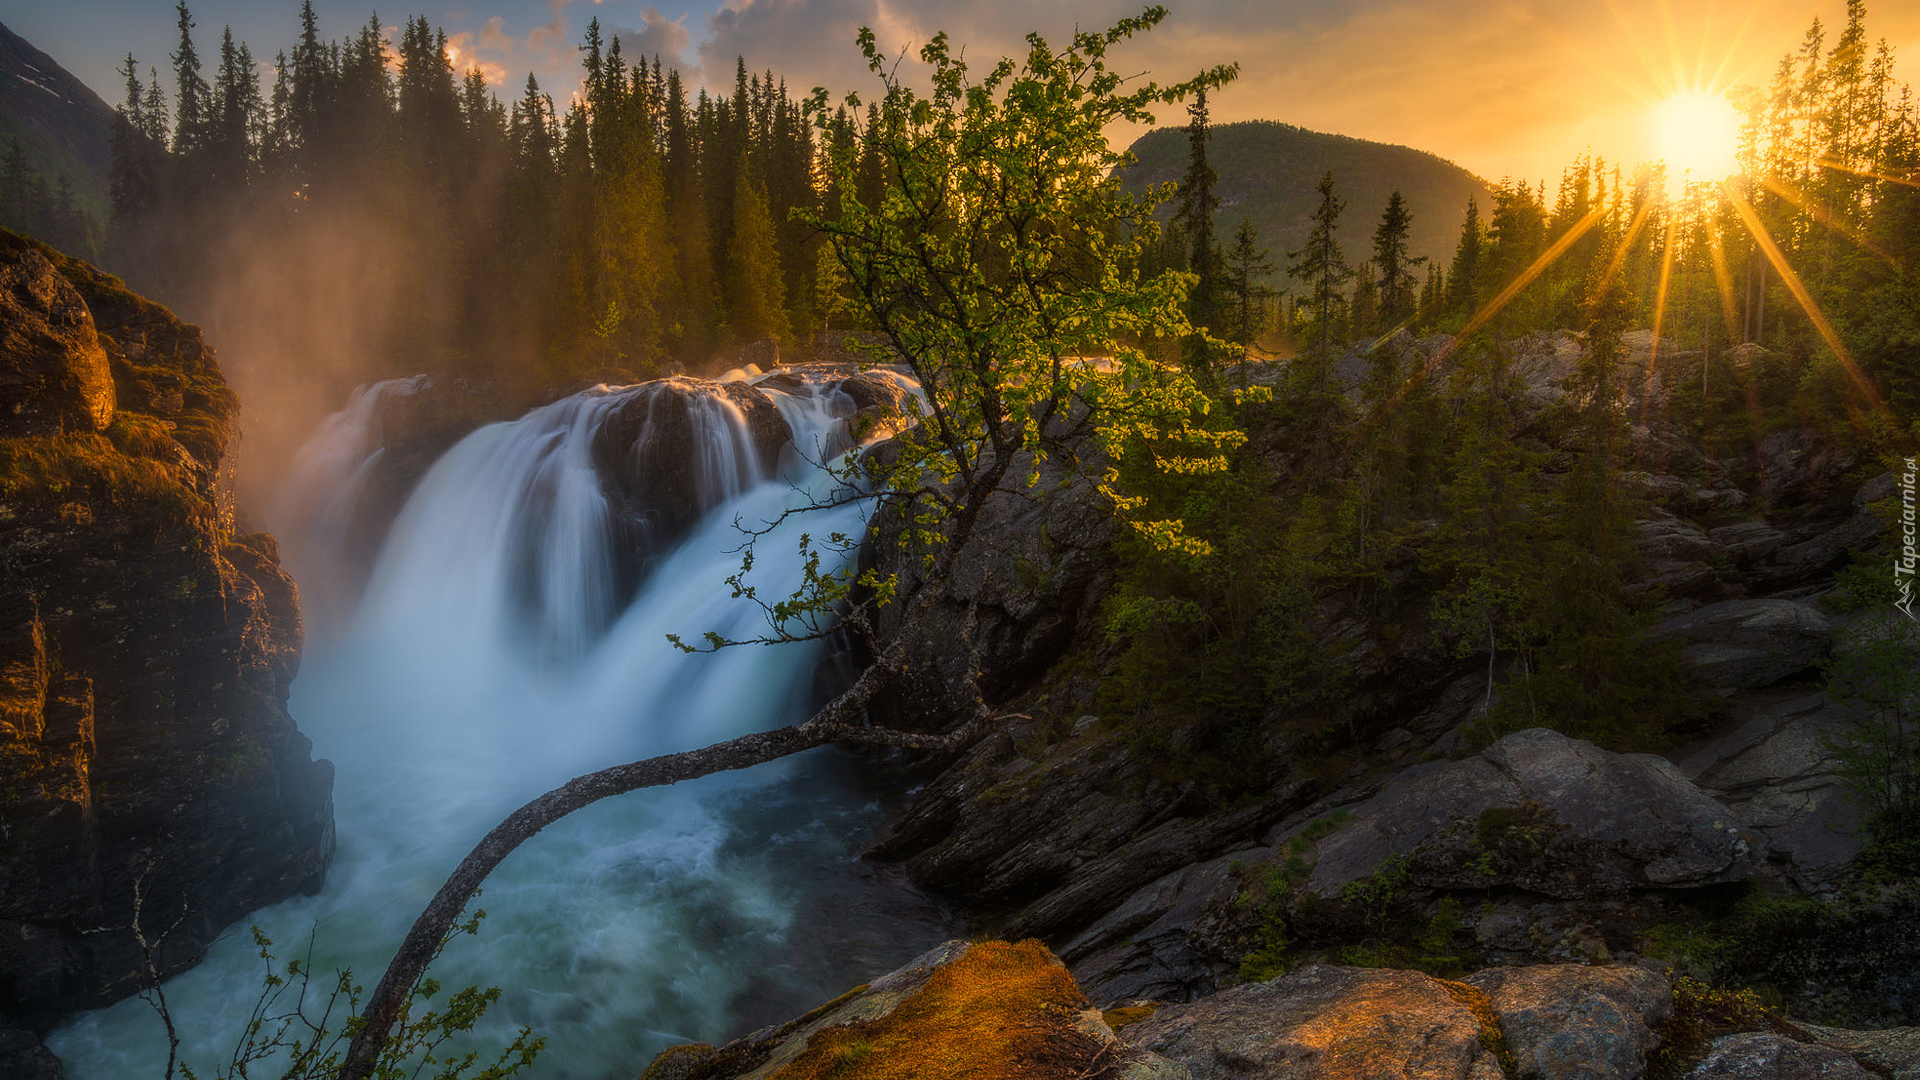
[1684,1032,1872,1079]
[1672,690,1863,893]
[1464,965,1671,1080]
[1120,963,1509,1080]
[0,235,332,1050]
[1653,599,1831,692]
[1802,1025,1920,1079]
[0,242,113,436]
[1297,728,1758,901]
[591,376,792,545]
[637,939,1182,1080]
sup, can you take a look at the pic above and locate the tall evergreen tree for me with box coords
[1370,190,1423,330]
[1286,170,1355,371]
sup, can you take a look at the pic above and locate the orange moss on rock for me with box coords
[768,940,1108,1080]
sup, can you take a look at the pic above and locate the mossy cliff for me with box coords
[0,230,333,1073]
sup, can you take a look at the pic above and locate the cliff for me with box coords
[0,231,333,1074]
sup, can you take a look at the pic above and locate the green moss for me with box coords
[0,433,209,528]
[1646,978,1773,1080]
[1099,1004,1157,1030]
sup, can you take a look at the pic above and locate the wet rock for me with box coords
[1298,728,1758,901]
[0,1020,61,1080]
[1464,964,1671,1080]
[1684,1032,1872,1078]
[1065,847,1267,1005]
[591,376,792,545]
[1121,963,1508,1080]
[0,239,112,435]
[1654,599,1831,692]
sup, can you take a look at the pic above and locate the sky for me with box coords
[4,0,1918,188]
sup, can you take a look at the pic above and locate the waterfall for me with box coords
[50,374,946,1080]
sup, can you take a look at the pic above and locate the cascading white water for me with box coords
[49,375,946,1080]
[273,375,431,633]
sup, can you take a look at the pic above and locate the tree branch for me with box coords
[335,708,993,1080]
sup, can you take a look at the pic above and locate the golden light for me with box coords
[1651,91,1742,187]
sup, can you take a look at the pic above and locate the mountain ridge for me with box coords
[0,21,113,224]
[1118,118,1494,281]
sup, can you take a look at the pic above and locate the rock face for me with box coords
[0,232,332,1047]
[592,376,793,545]
[1298,729,1758,901]
[0,245,113,435]
[1654,600,1832,693]
[1464,965,1671,1080]
[1672,690,1863,893]
[1120,963,1509,1080]
[865,445,1118,732]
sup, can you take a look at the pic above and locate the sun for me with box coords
[1651,90,1743,186]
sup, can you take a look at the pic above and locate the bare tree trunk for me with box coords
[335,710,989,1080]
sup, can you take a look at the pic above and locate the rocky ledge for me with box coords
[644,937,1920,1080]
[0,231,333,1074]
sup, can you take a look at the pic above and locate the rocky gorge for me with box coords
[0,232,1913,1079]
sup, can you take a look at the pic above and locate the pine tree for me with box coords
[1370,190,1423,330]
[1222,219,1275,366]
[1174,83,1224,366]
[1446,195,1483,315]
[1286,171,1355,374]
[725,165,787,345]
[170,2,209,159]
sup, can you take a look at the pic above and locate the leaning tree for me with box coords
[334,10,1239,1078]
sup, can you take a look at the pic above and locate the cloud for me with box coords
[614,8,694,67]
[446,30,511,85]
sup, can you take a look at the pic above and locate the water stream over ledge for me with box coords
[50,377,950,1080]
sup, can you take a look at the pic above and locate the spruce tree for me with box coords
[1222,219,1275,366]
[1285,171,1355,375]
[1370,190,1422,330]
[1174,83,1224,365]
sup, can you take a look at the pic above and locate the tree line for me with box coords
[104,2,907,391]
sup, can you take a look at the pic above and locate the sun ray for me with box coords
[1813,156,1920,190]
[1600,197,1655,291]
[1758,175,1899,264]
[1702,208,1744,343]
[1399,208,1608,403]
[1720,179,1891,426]
[1641,214,1679,429]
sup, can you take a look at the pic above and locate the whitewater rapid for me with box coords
[49,376,945,1079]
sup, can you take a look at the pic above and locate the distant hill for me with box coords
[1119,120,1492,283]
[0,21,113,225]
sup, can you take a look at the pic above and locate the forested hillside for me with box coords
[1117,119,1490,274]
[0,22,111,259]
